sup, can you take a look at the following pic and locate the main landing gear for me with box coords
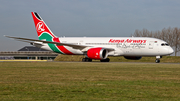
[82,57,92,62]
[155,56,162,63]
[82,57,110,62]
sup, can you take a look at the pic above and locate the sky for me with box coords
[0,0,180,51]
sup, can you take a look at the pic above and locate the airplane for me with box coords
[5,12,174,63]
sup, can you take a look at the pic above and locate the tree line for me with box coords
[132,27,180,56]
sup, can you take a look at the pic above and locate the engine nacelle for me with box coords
[87,48,108,60]
[124,56,142,60]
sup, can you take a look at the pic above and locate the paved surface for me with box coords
[0,60,179,64]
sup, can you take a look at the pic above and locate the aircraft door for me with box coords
[79,40,84,45]
[149,41,154,49]
[123,42,132,54]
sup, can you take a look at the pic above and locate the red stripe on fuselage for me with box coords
[53,38,74,55]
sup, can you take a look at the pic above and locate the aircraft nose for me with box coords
[169,47,174,54]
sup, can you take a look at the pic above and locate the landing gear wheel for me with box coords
[100,58,110,62]
[86,58,92,62]
[82,58,92,62]
[82,58,86,62]
[155,59,160,63]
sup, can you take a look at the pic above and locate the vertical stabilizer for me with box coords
[31,12,74,55]
[31,12,56,40]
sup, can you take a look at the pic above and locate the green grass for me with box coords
[0,62,180,100]
[54,55,180,63]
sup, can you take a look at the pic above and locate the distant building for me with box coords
[18,46,48,51]
[0,46,58,60]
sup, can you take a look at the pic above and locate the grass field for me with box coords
[0,62,180,100]
[54,55,180,63]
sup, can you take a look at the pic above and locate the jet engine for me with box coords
[124,56,142,60]
[87,48,108,60]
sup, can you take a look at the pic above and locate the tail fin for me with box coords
[31,12,56,40]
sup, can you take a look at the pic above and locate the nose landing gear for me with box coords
[155,56,162,63]
[155,59,160,63]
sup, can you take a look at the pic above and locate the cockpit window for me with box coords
[161,43,169,46]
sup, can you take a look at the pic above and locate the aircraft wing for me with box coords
[5,35,115,51]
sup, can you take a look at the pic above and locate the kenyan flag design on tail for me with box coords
[31,12,73,55]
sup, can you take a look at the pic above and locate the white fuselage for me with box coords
[40,37,174,57]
